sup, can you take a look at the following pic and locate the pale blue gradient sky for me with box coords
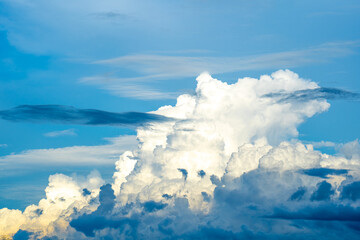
[0,0,359,209]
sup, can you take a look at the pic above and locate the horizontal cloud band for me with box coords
[0,105,173,127]
[262,87,360,102]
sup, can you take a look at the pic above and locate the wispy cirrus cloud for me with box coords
[95,41,358,78]
[80,77,181,99]
[81,41,359,99]
[44,129,77,138]
[0,135,137,167]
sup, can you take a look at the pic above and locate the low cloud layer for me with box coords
[0,105,172,127]
[1,70,360,239]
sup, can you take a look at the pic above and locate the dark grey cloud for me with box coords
[18,168,360,239]
[82,188,91,197]
[143,201,167,213]
[210,175,222,186]
[157,218,174,236]
[341,181,360,201]
[178,168,188,181]
[310,181,335,201]
[289,187,306,201]
[201,192,211,202]
[263,87,360,103]
[181,227,244,240]
[95,184,115,215]
[198,170,206,178]
[13,229,30,240]
[0,105,173,127]
[70,183,138,238]
[70,214,138,238]
[301,168,348,179]
[92,11,128,20]
[162,194,172,200]
[269,204,360,222]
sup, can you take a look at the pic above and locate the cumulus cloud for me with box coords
[338,139,360,160]
[1,70,360,239]
[308,140,337,148]
[0,171,105,239]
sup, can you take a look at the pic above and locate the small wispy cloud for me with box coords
[81,41,359,99]
[44,129,77,138]
[308,141,337,148]
[90,11,129,21]
[0,144,8,148]
[80,76,181,99]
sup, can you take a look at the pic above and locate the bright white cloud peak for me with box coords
[2,70,360,239]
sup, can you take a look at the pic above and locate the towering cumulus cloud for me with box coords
[1,70,360,239]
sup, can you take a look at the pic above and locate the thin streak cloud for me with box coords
[0,135,137,167]
[44,129,77,138]
[93,41,358,81]
[81,41,359,100]
[0,105,173,127]
[262,87,360,102]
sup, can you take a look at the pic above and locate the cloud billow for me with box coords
[1,70,360,239]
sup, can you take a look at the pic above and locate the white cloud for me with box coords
[2,71,360,239]
[0,144,8,148]
[44,129,77,138]
[0,171,104,239]
[338,139,360,159]
[0,208,26,236]
[113,70,331,208]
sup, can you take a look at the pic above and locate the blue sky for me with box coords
[0,0,360,223]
